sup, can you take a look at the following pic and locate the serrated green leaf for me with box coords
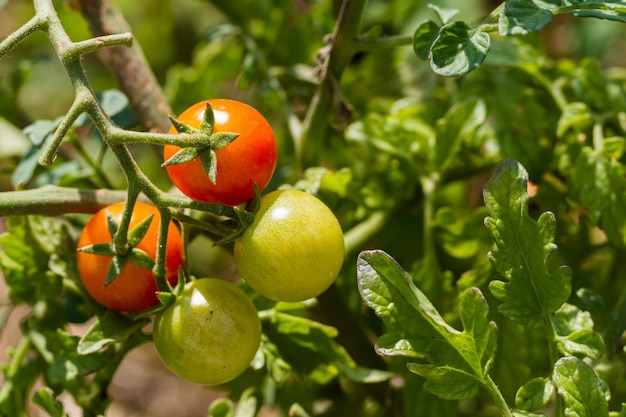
[484,159,572,325]
[413,20,440,60]
[552,303,605,359]
[0,216,62,305]
[104,255,127,287]
[429,21,490,77]
[515,377,554,411]
[78,311,149,355]
[162,146,200,167]
[357,250,497,400]
[200,148,218,184]
[434,98,486,173]
[553,356,609,417]
[126,213,154,247]
[264,312,354,384]
[499,0,553,36]
[570,147,626,246]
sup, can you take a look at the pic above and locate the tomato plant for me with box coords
[163,99,278,206]
[152,278,261,385]
[3,1,626,417]
[234,190,345,302]
[76,201,182,312]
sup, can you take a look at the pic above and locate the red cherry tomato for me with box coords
[164,99,278,206]
[76,202,183,312]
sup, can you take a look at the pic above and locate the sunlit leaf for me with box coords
[484,159,571,325]
[429,21,490,77]
[78,311,149,354]
[499,0,553,35]
[553,356,609,417]
[515,377,554,411]
[357,250,497,400]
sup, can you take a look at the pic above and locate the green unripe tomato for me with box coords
[234,190,345,302]
[152,278,261,385]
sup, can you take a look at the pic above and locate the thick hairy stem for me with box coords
[77,0,173,132]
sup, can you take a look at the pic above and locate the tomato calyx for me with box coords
[77,208,157,287]
[162,102,240,185]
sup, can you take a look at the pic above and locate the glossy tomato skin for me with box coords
[76,202,183,312]
[234,190,345,302]
[152,278,261,385]
[164,99,278,206]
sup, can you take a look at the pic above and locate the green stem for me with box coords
[298,0,366,169]
[343,210,390,255]
[153,208,173,292]
[543,316,564,417]
[483,375,514,417]
[0,15,45,59]
[0,186,128,217]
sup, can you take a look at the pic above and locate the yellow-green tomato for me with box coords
[234,190,345,302]
[152,278,261,385]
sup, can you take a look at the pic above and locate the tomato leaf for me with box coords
[429,21,490,77]
[484,159,572,326]
[552,304,605,360]
[78,310,149,354]
[569,147,626,247]
[569,1,626,23]
[208,398,234,417]
[104,255,127,287]
[126,213,154,247]
[553,356,610,417]
[427,4,459,24]
[210,132,240,149]
[499,0,553,36]
[263,312,355,385]
[357,250,497,400]
[515,377,554,412]
[162,146,200,167]
[200,148,218,184]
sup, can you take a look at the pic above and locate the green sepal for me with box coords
[128,247,155,271]
[104,255,127,287]
[156,291,177,309]
[210,132,240,149]
[200,148,218,184]
[105,209,119,238]
[77,242,115,257]
[162,146,200,167]
[126,213,154,247]
[169,115,198,134]
[200,102,216,134]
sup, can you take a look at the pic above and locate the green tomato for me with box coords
[152,278,261,385]
[234,190,345,302]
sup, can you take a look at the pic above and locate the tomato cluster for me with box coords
[75,99,345,386]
